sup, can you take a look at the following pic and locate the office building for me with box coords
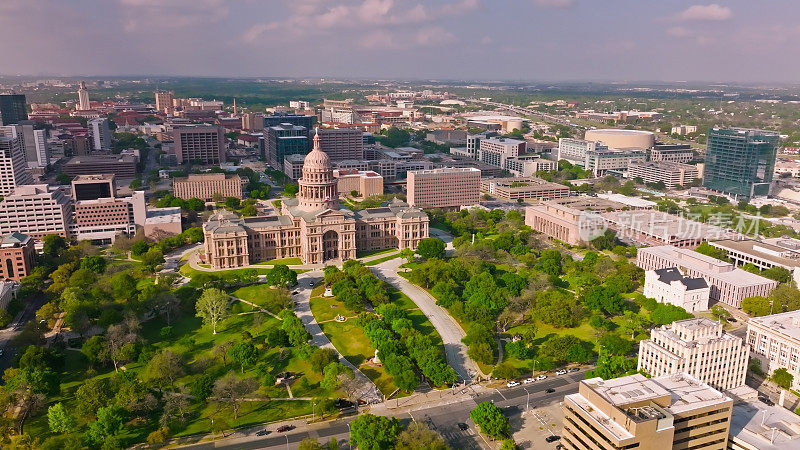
[671,125,698,136]
[0,185,72,238]
[0,281,18,310]
[262,113,316,130]
[241,113,264,131]
[333,169,383,198]
[318,128,363,161]
[76,81,91,111]
[650,144,694,163]
[729,397,800,450]
[426,129,467,145]
[407,167,480,209]
[172,125,226,165]
[704,127,779,199]
[154,91,174,113]
[72,191,145,243]
[283,153,306,180]
[144,207,183,238]
[0,135,33,196]
[525,197,630,246]
[0,232,35,281]
[563,373,732,450]
[643,268,710,313]
[173,173,243,201]
[202,132,428,267]
[71,174,116,201]
[628,161,699,189]
[558,138,607,165]
[602,210,734,248]
[710,238,800,284]
[88,118,112,152]
[585,148,647,176]
[266,123,308,169]
[0,94,27,125]
[503,155,558,177]
[747,310,800,390]
[1,123,49,169]
[481,176,570,202]
[638,318,748,391]
[637,245,778,308]
[63,154,138,178]
[478,137,525,168]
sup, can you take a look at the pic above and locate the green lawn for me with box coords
[364,253,400,266]
[320,321,374,367]
[175,400,313,437]
[231,284,291,314]
[179,263,273,280]
[356,248,397,259]
[254,257,303,266]
[310,295,356,323]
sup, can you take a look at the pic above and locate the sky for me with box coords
[2,0,799,82]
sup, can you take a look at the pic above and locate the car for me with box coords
[458,423,469,431]
[292,290,299,295]
[545,388,556,393]
[727,317,738,323]
[255,429,271,436]
[555,369,567,375]
[545,435,561,443]
[506,381,520,387]
[536,375,547,380]
[276,425,293,433]
[523,378,534,384]
[568,367,580,373]
[308,281,314,287]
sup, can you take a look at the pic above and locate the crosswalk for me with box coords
[439,427,482,450]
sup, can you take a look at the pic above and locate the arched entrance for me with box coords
[322,230,339,261]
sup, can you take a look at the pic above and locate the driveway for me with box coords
[371,258,482,382]
[293,271,382,404]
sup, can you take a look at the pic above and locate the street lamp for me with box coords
[524,387,531,412]
[532,359,539,379]
[347,422,351,445]
[285,434,289,450]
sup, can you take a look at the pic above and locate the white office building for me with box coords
[747,310,800,390]
[88,118,112,152]
[644,267,710,313]
[557,138,607,165]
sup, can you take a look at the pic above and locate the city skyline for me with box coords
[2,0,800,82]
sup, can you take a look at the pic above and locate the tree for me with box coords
[111,272,138,301]
[741,296,772,317]
[400,247,415,263]
[649,303,692,325]
[598,334,634,356]
[395,422,448,450]
[321,362,353,391]
[772,368,794,389]
[47,402,75,433]
[80,255,106,274]
[225,197,241,209]
[416,237,446,259]
[75,378,111,416]
[349,413,403,450]
[284,183,299,196]
[280,310,311,346]
[86,405,126,445]
[470,401,509,439]
[585,349,638,380]
[142,247,165,271]
[105,322,139,372]
[147,427,171,445]
[298,438,325,450]
[266,264,297,287]
[310,348,338,373]
[144,350,185,390]
[695,241,729,261]
[196,288,230,334]
[763,266,792,283]
[131,240,149,256]
[229,341,259,373]
[211,373,259,419]
[42,234,68,258]
[711,304,731,321]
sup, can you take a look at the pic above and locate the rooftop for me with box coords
[145,207,182,225]
[602,211,737,242]
[749,310,800,342]
[653,267,709,290]
[640,245,777,288]
[711,239,800,269]
[596,193,656,209]
[730,399,800,450]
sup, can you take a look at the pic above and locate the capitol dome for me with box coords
[303,129,332,171]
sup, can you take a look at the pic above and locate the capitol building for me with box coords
[202,130,429,268]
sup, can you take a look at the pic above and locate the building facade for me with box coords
[524,197,629,245]
[503,154,558,176]
[643,268,710,313]
[173,173,243,201]
[585,148,647,176]
[154,91,174,113]
[172,125,226,165]
[747,310,800,390]
[266,123,309,169]
[0,133,33,196]
[628,161,699,189]
[638,318,749,391]
[63,154,138,178]
[88,118,111,152]
[203,131,428,267]
[649,144,694,164]
[704,127,779,199]
[0,232,35,281]
[637,245,778,308]
[478,137,526,168]
[333,169,383,198]
[557,138,607,165]
[407,167,480,209]
[77,81,91,111]
[319,128,364,161]
[0,185,72,238]
[0,94,27,125]
[481,176,570,201]
[563,373,732,450]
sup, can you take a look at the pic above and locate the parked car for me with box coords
[458,423,469,431]
[727,317,738,323]
[545,388,556,393]
[536,375,547,381]
[523,378,535,384]
[545,435,561,443]
[255,429,271,436]
[276,425,293,433]
[308,281,314,287]
[555,369,567,375]
[568,367,580,373]
[292,290,299,295]
[507,381,520,387]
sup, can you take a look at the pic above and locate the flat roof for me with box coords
[711,239,800,269]
[602,211,735,242]
[730,400,800,449]
[639,245,776,288]
[596,193,656,208]
[750,310,800,342]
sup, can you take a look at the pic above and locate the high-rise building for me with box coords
[0,133,33,196]
[478,137,526,167]
[266,123,309,168]
[407,167,480,209]
[0,123,49,169]
[71,174,116,201]
[77,81,91,111]
[638,318,749,391]
[62,154,138,179]
[241,113,264,132]
[262,113,316,131]
[88,118,112,152]
[627,160,699,189]
[563,373,733,450]
[318,128,363,160]
[154,91,174,113]
[0,185,72,238]
[0,94,28,125]
[171,125,226,165]
[704,127,779,199]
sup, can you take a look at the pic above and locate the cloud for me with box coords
[532,0,574,8]
[676,4,732,21]
[119,0,231,32]
[666,26,692,37]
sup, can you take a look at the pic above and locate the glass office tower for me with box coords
[0,94,28,126]
[703,127,779,199]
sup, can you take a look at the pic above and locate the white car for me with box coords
[536,375,547,381]
[506,381,520,388]
[555,369,567,375]
[523,378,534,384]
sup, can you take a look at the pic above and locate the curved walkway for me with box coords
[371,258,483,383]
[292,270,382,404]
